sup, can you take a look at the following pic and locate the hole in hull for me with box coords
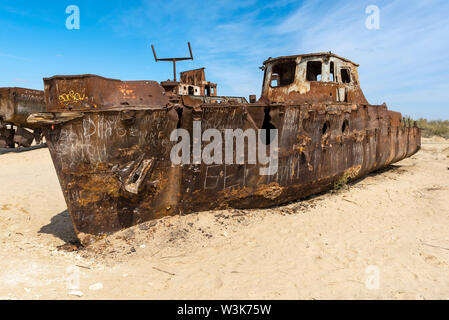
[262,108,277,145]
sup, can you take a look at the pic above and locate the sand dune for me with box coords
[0,137,448,300]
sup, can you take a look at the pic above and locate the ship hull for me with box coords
[43,102,420,245]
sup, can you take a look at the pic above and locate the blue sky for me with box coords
[0,0,448,119]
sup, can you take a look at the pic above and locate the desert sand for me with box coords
[0,137,448,300]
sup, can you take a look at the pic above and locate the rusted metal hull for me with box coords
[40,83,420,244]
[0,88,46,148]
[177,103,420,212]
[28,71,421,245]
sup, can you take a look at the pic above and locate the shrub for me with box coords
[403,116,449,139]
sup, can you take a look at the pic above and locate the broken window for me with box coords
[270,61,296,88]
[306,61,322,81]
[341,68,351,83]
[270,74,280,87]
[330,62,335,82]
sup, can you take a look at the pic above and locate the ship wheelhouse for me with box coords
[261,53,368,105]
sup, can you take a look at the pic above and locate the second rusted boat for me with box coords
[0,87,46,148]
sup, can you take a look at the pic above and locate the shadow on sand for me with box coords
[0,144,47,155]
[39,209,78,243]
[366,164,404,177]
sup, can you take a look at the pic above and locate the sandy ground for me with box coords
[0,137,448,300]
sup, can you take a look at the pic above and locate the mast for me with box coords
[151,42,194,82]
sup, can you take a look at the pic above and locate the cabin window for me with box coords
[306,61,322,81]
[270,74,280,87]
[341,68,351,83]
[330,62,335,82]
[270,61,296,88]
[188,86,195,95]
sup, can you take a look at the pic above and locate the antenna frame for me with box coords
[151,42,194,82]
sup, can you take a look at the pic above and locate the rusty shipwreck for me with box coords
[29,52,421,245]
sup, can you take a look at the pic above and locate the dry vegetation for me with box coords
[404,117,449,138]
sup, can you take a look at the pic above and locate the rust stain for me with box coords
[256,183,284,200]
